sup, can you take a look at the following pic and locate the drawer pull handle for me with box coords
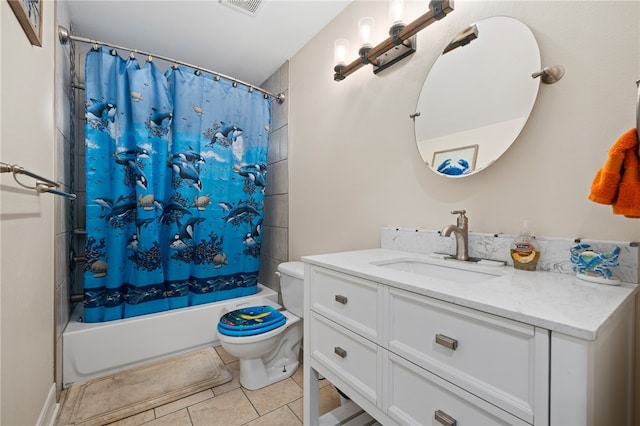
[434,409,457,426]
[335,294,348,304]
[435,334,458,350]
[334,346,347,358]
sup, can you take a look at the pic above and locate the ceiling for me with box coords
[65,0,352,87]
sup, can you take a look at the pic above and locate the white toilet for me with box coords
[217,261,304,390]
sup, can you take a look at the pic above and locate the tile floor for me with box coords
[56,346,343,426]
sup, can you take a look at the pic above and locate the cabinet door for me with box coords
[385,351,530,426]
[386,287,548,423]
[309,312,381,405]
[309,266,381,343]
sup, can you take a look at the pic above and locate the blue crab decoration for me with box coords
[570,243,620,279]
[436,158,470,176]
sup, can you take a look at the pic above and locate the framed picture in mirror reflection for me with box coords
[432,144,478,176]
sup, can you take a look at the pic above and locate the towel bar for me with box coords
[1,162,76,200]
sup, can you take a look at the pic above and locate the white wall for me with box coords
[0,0,57,423]
[289,0,640,260]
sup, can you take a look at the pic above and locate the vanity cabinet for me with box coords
[302,255,636,426]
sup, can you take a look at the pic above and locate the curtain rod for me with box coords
[57,26,285,104]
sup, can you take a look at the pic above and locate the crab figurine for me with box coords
[570,243,620,283]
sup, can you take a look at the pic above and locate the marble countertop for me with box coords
[302,248,638,341]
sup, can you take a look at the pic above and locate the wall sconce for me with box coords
[334,0,454,81]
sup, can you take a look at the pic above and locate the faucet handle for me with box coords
[451,210,468,227]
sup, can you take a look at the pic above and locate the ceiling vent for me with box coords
[220,0,264,17]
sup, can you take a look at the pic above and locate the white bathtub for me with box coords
[63,284,279,386]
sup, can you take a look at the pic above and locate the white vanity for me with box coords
[302,248,637,426]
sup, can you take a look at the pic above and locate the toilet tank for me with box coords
[277,261,304,318]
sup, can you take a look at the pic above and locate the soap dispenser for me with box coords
[510,220,539,271]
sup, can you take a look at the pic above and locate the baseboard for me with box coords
[36,384,59,426]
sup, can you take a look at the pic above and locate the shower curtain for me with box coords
[83,47,271,323]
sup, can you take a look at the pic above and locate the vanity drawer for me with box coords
[309,311,381,406]
[387,287,546,423]
[386,351,530,426]
[308,266,380,342]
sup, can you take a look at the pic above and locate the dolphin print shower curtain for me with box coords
[83,47,271,323]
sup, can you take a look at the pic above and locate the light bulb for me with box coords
[358,17,375,48]
[334,38,349,66]
[389,0,405,26]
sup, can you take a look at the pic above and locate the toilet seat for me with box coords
[218,306,286,337]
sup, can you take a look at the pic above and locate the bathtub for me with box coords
[63,284,279,386]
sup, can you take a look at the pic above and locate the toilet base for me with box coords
[218,310,303,390]
[239,355,300,390]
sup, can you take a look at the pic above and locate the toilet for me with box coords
[217,261,304,390]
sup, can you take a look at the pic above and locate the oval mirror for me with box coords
[414,16,541,177]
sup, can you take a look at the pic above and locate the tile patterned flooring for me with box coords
[56,346,342,426]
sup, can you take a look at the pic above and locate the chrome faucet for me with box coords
[441,210,469,261]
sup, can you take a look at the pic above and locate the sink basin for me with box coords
[373,258,501,284]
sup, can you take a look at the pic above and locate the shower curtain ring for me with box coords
[147,55,153,63]
[92,42,98,51]
[129,51,135,60]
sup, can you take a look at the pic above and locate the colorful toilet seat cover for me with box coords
[218,306,286,336]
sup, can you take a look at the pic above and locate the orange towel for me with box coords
[613,146,640,218]
[589,128,640,218]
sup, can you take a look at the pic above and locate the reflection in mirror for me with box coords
[415,16,541,177]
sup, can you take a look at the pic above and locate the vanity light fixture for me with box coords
[333,0,454,81]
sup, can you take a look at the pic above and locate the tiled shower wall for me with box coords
[259,62,290,294]
[54,2,75,399]
[71,46,87,300]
